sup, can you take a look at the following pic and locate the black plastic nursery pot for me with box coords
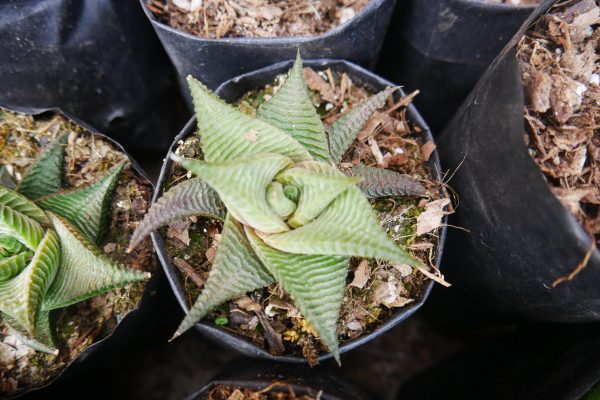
[435,0,600,323]
[395,323,600,400]
[185,359,367,400]
[151,58,448,363]
[0,108,179,399]
[140,0,398,104]
[377,0,536,134]
[0,0,183,153]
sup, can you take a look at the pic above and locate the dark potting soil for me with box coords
[146,0,370,39]
[0,111,155,395]
[518,0,599,270]
[202,383,319,400]
[163,68,450,364]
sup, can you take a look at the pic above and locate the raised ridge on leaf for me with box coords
[0,186,50,225]
[327,87,397,164]
[0,165,16,190]
[0,203,44,251]
[173,214,274,338]
[0,234,26,255]
[2,310,58,354]
[0,252,32,281]
[246,226,348,364]
[129,177,225,251]
[0,230,60,335]
[187,76,312,164]
[43,213,150,311]
[257,54,330,162]
[174,153,293,234]
[38,161,127,243]
[347,164,427,198]
[258,162,423,269]
[17,135,67,200]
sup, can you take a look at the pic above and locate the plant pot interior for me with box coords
[153,59,449,364]
[518,0,599,256]
[145,0,373,39]
[0,110,155,397]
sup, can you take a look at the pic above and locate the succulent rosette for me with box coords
[130,55,435,362]
[0,134,149,354]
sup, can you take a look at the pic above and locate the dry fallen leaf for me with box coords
[551,187,594,216]
[227,389,245,400]
[234,296,262,312]
[103,243,117,254]
[167,219,191,246]
[550,73,585,123]
[350,260,371,289]
[368,137,385,167]
[416,198,451,236]
[420,141,437,161]
[304,67,336,103]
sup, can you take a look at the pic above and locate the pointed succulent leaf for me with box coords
[173,214,274,338]
[187,76,312,163]
[0,204,44,251]
[129,177,225,251]
[0,186,51,225]
[347,164,427,198]
[275,166,360,228]
[327,88,396,164]
[246,227,347,364]
[2,310,57,354]
[0,235,26,255]
[43,213,150,311]
[17,135,67,200]
[266,182,297,218]
[257,55,330,162]
[0,165,16,190]
[37,161,126,243]
[258,162,423,268]
[0,252,32,281]
[174,153,292,234]
[0,230,60,334]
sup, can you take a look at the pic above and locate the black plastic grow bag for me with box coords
[185,359,367,400]
[151,58,447,363]
[0,107,179,400]
[436,0,600,323]
[0,0,182,153]
[395,323,600,400]
[377,0,536,134]
[140,0,397,104]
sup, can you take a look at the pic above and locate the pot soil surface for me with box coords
[163,68,449,364]
[518,0,599,282]
[0,111,155,395]
[147,0,370,38]
[203,383,319,400]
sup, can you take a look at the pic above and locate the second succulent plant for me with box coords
[0,134,150,354]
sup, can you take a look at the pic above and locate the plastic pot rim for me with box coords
[0,106,156,399]
[140,0,389,44]
[152,58,448,364]
[460,0,539,10]
[185,379,346,400]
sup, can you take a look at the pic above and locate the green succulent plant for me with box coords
[130,55,431,363]
[0,134,150,354]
